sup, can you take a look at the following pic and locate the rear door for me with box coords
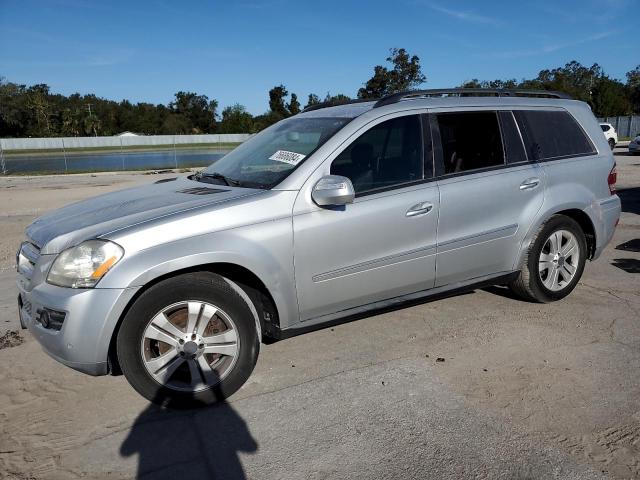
[513,109,600,200]
[433,110,545,287]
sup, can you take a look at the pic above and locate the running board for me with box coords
[271,271,518,341]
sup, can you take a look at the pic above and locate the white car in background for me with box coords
[629,134,640,155]
[600,123,618,150]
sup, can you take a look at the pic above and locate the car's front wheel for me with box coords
[117,272,259,408]
[609,138,616,150]
[509,215,587,303]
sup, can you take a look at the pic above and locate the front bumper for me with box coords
[17,277,139,376]
[629,143,639,153]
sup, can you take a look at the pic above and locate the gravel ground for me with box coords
[0,149,638,479]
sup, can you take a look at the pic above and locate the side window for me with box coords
[514,110,596,161]
[600,124,610,132]
[331,115,423,194]
[498,111,528,164]
[436,111,505,174]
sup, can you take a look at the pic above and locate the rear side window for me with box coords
[600,124,610,132]
[435,111,505,174]
[514,110,596,161]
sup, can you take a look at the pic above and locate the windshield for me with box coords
[200,116,351,189]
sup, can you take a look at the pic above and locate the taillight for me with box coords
[608,164,617,195]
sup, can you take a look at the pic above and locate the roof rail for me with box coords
[373,88,572,108]
[301,98,373,113]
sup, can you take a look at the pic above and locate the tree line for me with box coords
[461,61,640,118]
[1,48,638,138]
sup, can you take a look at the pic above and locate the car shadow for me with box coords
[611,258,640,274]
[120,394,257,479]
[615,238,640,252]
[618,187,640,215]
[481,285,523,301]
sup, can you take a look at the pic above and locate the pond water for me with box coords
[2,148,229,174]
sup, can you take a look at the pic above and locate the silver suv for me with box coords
[16,89,621,407]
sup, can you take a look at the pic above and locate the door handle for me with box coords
[406,202,433,217]
[520,177,540,191]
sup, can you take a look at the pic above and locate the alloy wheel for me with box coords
[538,229,580,292]
[140,301,239,392]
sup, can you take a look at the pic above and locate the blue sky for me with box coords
[0,0,636,114]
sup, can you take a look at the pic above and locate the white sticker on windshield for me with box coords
[269,150,306,165]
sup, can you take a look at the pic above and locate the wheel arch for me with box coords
[514,205,597,272]
[107,262,281,375]
[553,208,596,258]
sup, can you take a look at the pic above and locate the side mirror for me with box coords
[312,175,355,207]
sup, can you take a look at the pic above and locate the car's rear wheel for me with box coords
[609,138,616,150]
[509,215,587,303]
[117,272,259,408]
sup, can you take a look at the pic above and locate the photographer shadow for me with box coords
[120,394,257,480]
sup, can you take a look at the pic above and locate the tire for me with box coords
[509,215,587,303]
[117,272,259,408]
[609,138,616,150]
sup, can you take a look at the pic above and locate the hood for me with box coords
[27,176,263,254]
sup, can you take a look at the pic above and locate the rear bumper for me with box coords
[17,279,139,376]
[629,143,639,153]
[593,195,621,260]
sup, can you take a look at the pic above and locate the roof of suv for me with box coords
[297,88,578,119]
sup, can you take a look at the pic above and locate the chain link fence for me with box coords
[0,134,251,175]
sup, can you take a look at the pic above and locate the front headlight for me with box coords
[47,240,124,288]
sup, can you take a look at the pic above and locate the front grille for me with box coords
[17,242,41,281]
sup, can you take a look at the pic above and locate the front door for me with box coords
[293,113,439,321]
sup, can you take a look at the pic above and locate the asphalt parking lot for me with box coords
[0,147,639,479]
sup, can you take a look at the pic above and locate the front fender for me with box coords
[98,219,299,329]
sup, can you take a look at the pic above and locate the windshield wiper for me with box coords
[195,171,241,187]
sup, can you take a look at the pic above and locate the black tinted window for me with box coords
[436,111,504,174]
[600,124,610,132]
[514,110,596,161]
[331,115,423,194]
